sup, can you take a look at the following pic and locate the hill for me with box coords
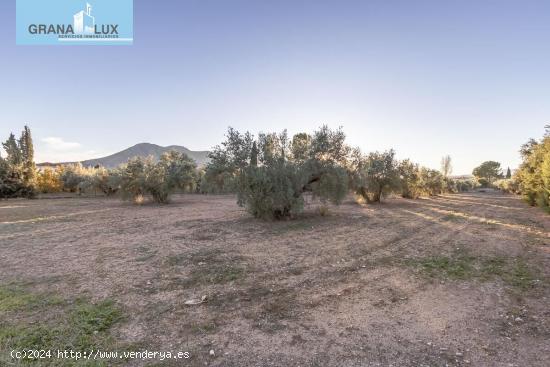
[39,143,210,168]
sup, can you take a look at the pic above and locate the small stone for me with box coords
[455,352,463,357]
[514,317,523,322]
[209,349,215,356]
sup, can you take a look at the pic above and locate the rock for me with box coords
[209,349,215,356]
[184,295,208,306]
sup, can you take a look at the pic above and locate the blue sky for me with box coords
[1,0,549,174]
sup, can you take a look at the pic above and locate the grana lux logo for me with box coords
[17,0,133,45]
[28,2,119,38]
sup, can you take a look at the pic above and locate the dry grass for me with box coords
[0,191,549,366]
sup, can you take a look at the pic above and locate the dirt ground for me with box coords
[1,191,549,366]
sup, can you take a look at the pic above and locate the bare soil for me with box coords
[1,191,549,366]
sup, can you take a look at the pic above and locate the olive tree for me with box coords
[419,168,444,196]
[201,128,254,193]
[206,126,349,219]
[399,159,423,199]
[59,163,93,193]
[118,151,197,204]
[352,150,401,203]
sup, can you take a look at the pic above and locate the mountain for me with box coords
[82,143,210,168]
[39,143,210,168]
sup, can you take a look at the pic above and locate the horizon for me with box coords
[2,0,549,175]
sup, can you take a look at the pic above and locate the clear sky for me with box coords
[1,0,549,174]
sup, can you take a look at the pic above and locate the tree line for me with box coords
[2,126,484,219]
[200,126,477,219]
[0,126,199,202]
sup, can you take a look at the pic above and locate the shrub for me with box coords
[477,177,490,188]
[0,158,35,198]
[36,167,63,193]
[59,163,94,193]
[70,167,120,196]
[494,178,519,194]
[90,167,119,196]
[453,177,478,192]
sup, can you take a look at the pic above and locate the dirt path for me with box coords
[1,191,549,366]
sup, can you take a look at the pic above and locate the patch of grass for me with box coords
[479,257,507,278]
[252,290,297,333]
[164,263,248,292]
[165,248,223,267]
[191,321,217,334]
[408,252,541,290]
[0,285,63,312]
[135,253,157,262]
[481,220,499,230]
[0,286,40,312]
[165,249,248,287]
[71,299,123,334]
[165,254,187,266]
[503,260,538,290]
[271,220,313,233]
[0,286,125,366]
[413,253,476,279]
[440,213,463,222]
[135,246,158,262]
[189,264,246,285]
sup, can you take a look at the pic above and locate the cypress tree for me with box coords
[19,125,37,189]
[2,133,22,166]
[250,141,259,167]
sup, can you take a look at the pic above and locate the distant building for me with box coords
[74,3,95,34]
